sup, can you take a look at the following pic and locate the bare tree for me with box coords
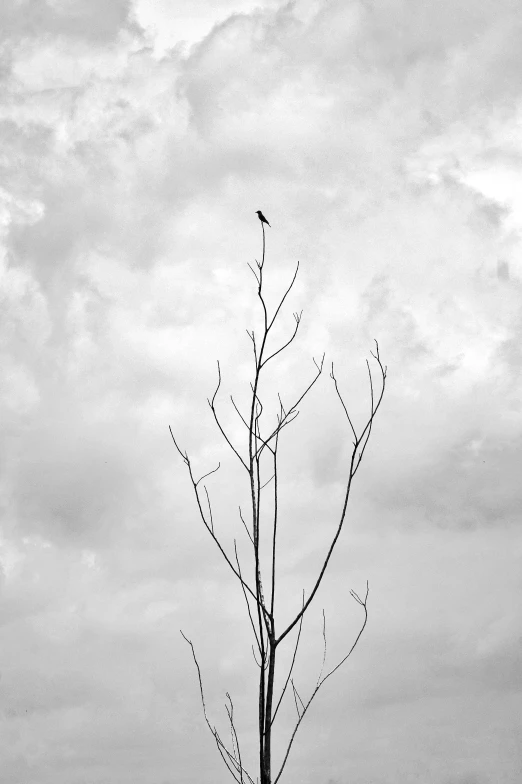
[171,219,387,784]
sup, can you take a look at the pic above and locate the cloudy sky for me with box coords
[1,1,522,782]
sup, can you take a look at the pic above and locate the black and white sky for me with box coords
[1,1,522,783]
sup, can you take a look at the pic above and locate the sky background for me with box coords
[1,1,522,783]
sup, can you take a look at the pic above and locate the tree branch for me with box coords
[276,347,385,646]
[208,361,249,471]
[273,584,369,784]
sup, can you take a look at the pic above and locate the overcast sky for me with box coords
[1,1,522,783]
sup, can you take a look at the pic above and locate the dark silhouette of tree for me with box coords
[171,218,387,784]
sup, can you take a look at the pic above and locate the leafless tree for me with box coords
[170,220,387,784]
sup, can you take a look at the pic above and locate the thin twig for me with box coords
[275,347,385,646]
[271,591,305,725]
[234,539,262,654]
[180,631,256,784]
[273,584,369,784]
[260,310,303,368]
[267,261,300,332]
[208,361,249,471]
[238,505,254,546]
[169,427,268,616]
[316,609,327,686]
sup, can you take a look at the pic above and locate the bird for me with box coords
[255,210,271,227]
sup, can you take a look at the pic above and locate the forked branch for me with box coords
[169,426,270,621]
[276,347,385,647]
[273,583,369,784]
[180,631,256,784]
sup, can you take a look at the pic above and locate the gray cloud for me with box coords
[1,1,522,782]
[0,0,136,43]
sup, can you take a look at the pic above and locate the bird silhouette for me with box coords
[255,210,271,227]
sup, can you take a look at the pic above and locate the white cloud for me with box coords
[1,0,522,782]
